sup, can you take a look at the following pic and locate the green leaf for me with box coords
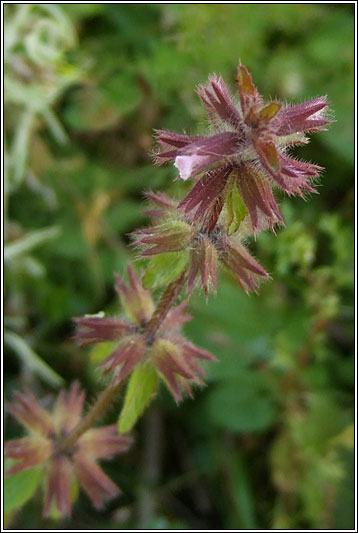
[4,330,64,387]
[331,423,354,450]
[4,226,60,262]
[8,109,34,188]
[104,71,142,115]
[118,363,158,433]
[4,466,43,513]
[226,450,257,529]
[206,375,277,433]
[90,340,118,365]
[143,251,189,289]
[64,86,121,131]
[225,181,247,235]
[41,108,68,145]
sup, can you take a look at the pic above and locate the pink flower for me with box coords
[5,384,132,517]
[155,63,331,234]
[172,132,243,180]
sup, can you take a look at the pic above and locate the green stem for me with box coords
[58,273,186,453]
[145,272,186,339]
[58,382,122,453]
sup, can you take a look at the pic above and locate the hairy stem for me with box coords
[137,406,163,527]
[58,381,122,453]
[59,273,186,453]
[146,272,186,339]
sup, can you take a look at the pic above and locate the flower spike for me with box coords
[155,63,330,234]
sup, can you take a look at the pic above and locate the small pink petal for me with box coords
[8,390,55,436]
[175,155,195,181]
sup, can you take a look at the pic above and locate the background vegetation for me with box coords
[4,3,354,530]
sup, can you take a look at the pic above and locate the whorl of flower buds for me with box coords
[155,63,331,235]
[133,192,270,298]
[5,383,132,517]
[75,266,216,402]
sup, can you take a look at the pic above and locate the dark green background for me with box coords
[5,4,354,529]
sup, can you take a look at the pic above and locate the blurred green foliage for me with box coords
[4,3,354,530]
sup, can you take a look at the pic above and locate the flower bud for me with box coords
[133,219,195,256]
[150,338,200,403]
[115,264,154,325]
[188,237,218,298]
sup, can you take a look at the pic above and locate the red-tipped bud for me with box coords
[74,315,134,347]
[277,96,331,135]
[72,454,121,510]
[151,338,204,403]
[8,389,55,436]
[78,426,132,460]
[237,63,261,115]
[221,238,271,294]
[133,220,195,257]
[188,237,218,298]
[160,301,192,332]
[5,436,54,475]
[234,163,284,233]
[197,74,243,129]
[143,191,176,219]
[98,334,147,384]
[115,264,154,325]
[43,456,72,518]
